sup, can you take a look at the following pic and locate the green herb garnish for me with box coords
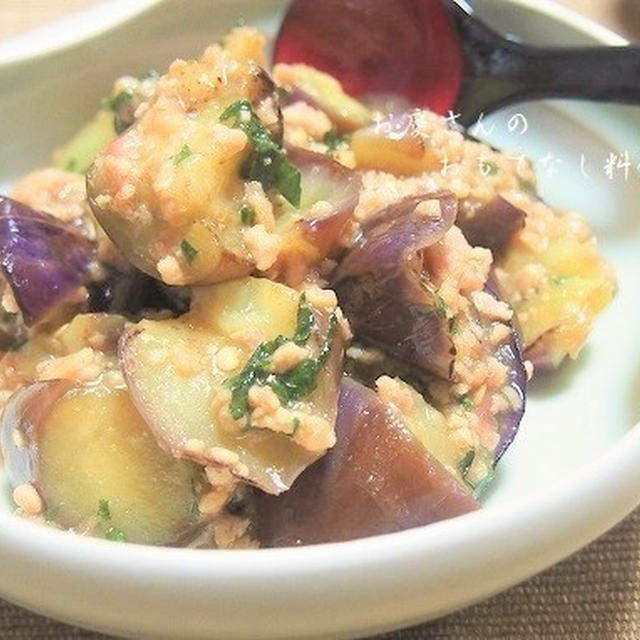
[480,160,499,176]
[239,204,255,225]
[457,449,475,479]
[102,88,134,112]
[180,239,198,264]
[292,417,301,434]
[172,144,193,165]
[96,499,127,542]
[551,275,568,285]
[105,527,127,542]
[220,100,301,206]
[434,294,447,320]
[292,293,313,345]
[44,505,61,523]
[97,499,111,521]
[459,394,474,411]
[228,337,287,420]
[472,469,496,499]
[276,160,303,206]
[448,316,458,335]
[517,177,536,193]
[141,69,159,81]
[227,295,337,422]
[267,315,337,404]
[323,129,348,152]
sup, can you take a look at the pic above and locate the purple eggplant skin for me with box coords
[253,377,478,547]
[0,196,95,326]
[456,197,526,256]
[332,192,457,380]
[286,146,362,241]
[492,323,527,461]
[87,265,190,318]
[276,146,362,284]
[484,275,527,461]
[0,381,72,489]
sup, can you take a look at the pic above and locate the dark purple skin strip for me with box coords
[0,196,95,325]
[333,198,526,462]
[332,192,457,379]
[456,196,526,255]
[286,145,361,234]
[253,377,478,547]
[0,380,72,489]
[484,274,527,461]
[492,324,527,460]
[87,265,190,318]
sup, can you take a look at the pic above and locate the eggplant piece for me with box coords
[87,264,190,318]
[0,196,95,327]
[273,63,371,133]
[86,33,285,286]
[1,381,202,546]
[274,147,361,284]
[351,113,441,175]
[253,377,478,546]
[10,169,90,227]
[345,311,526,473]
[334,195,526,466]
[52,109,116,174]
[375,376,493,489]
[456,196,526,256]
[121,277,345,494]
[333,192,457,379]
[497,230,615,370]
[88,36,361,287]
[492,321,527,459]
[0,313,127,407]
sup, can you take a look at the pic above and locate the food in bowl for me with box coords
[0,27,614,547]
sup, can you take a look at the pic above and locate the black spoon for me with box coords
[274,0,640,125]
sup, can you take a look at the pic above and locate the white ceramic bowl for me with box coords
[1,1,639,638]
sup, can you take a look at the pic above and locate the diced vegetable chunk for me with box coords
[87,31,281,285]
[497,209,615,369]
[0,313,126,401]
[272,147,361,284]
[333,192,458,379]
[0,196,95,327]
[121,277,345,494]
[335,195,526,467]
[52,109,116,174]
[253,378,477,546]
[351,113,441,175]
[1,381,202,546]
[273,63,371,132]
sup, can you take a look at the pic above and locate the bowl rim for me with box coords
[0,0,160,68]
[0,0,629,69]
[0,0,638,622]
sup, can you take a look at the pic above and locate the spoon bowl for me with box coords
[274,0,640,124]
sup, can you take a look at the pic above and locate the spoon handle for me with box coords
[521,46,640,104]
[457,43,640,124]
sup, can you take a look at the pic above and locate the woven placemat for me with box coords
[2,506,639,639]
